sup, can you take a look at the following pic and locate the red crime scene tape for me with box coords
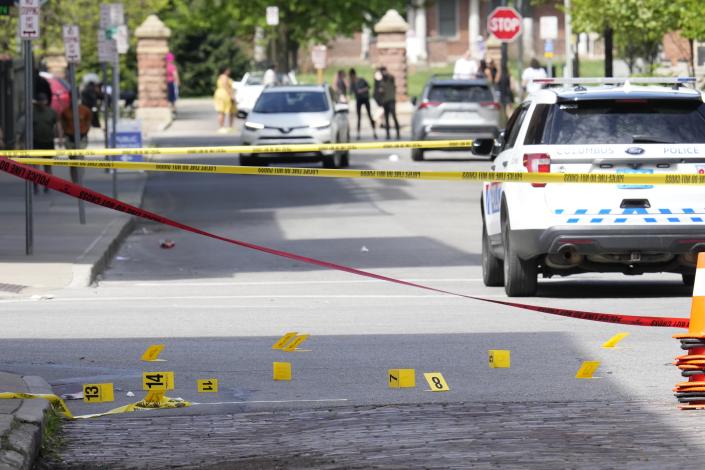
[0,157,688,329]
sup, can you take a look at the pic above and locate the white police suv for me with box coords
[477,78,705,296]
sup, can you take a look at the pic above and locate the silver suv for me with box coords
[411,77,500,161]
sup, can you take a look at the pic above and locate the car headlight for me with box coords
[244,121,265,131]
[311,120,330,130]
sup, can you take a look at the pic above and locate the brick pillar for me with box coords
[135,15,171,132]
[374,10,409,102]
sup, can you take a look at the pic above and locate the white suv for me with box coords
[476,78,705,296]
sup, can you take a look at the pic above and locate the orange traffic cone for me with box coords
[674,253,705,409]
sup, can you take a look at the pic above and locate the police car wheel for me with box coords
[502,218,538,297]
[240,156,256,166]
[411,149,424,161]
[482,220,504,287]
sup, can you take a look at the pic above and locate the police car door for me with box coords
[485,103,531,237]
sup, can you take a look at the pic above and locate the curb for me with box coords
[69,175,148,288]
[0,376,52,470]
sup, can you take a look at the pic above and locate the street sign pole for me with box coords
[64,24,86,224]
[20,0,41,255]
[111,56,119,199]
[23,38,33,255]
[68,62,86,224]
[102,63,109,158]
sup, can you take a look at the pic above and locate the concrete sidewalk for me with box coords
[0,373,53,470]
[0,137,147,297]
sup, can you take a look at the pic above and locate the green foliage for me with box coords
[572,0,681,72]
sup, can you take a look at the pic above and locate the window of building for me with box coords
[437,0,458,37]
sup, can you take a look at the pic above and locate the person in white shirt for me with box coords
[263,64,277,86]
[521,58,548,97]
[453,50,478,79]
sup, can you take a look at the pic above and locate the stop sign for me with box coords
[487,7,523,43]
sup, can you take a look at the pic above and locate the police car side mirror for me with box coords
[471,138,494,156]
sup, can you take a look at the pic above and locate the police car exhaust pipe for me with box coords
[546,244,583,268]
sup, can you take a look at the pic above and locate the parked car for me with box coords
[476,77,705,296]
[240,84,350,168]
[410,76,500,161]
[233,71,297,118]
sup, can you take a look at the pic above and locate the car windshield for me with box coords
[540,99,705,144]
[253,91,329,113]
[427,85,493,103]
[245,73,264,85]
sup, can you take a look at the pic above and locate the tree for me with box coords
[572,0,678,74]
[0,0,167,91]
[673,0,705,75]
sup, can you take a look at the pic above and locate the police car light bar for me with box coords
[531,77,696,86]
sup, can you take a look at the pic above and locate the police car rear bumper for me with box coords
[511,226,705,259]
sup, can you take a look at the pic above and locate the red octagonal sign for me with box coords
[487,7,523,43]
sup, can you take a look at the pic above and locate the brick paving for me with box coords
[44,400,705,469]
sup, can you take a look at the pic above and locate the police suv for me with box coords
[477,77,705,296]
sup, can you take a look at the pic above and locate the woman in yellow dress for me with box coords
[213,67,236,133]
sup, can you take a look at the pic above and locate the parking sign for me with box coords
[63,25,81,63]
[19,0,40,39]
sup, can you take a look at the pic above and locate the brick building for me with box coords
[324,0,604,68]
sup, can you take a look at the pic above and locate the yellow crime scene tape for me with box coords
[2,139,473,158]
[14,157,705,185]
[0,392,190,420]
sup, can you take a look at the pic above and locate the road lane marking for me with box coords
[129,278,483,287]
[191,398,349,405]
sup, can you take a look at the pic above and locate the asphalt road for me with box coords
[2,100,699,468]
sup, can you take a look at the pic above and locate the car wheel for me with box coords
[683,273,696,287]
[482,218,504,287]
[411,148,424,161]
[340,151,350,168]
[240,155,255,166]
[502,216,538,297]
[322,152,342,168]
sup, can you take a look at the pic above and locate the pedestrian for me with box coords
[32,92,63,190]
[166,52,180,115]
[81,80,101,128]
[213,66,236,133]
[380,67,400,140]
[263,63,277,86]
[60,93,92,150]
[372,67,385,129]
[335,70,348,103]
[348,68,377,140]
[487,57,499,85]
[453,50,478,79]
[521,58,548,98]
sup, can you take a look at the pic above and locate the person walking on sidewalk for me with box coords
[60,93,92,150]
[213,66,236,133]
[380,67,400,140]
[335,70,348,103]
[166,52,180,116]
[32,92,63,191]
[349,68,377,140]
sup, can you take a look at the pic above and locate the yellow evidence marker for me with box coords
[388,369,416,388]
[602,332,630,349]
[140,344,166,362]
[197,379,219,393]
[142,371,175,391]
[272,332,298,350]
[575,361,601,379]
[82,383,115,403]
[273,362,292,381]
[488,350,511,368]
[282,334,310,352]
[423,372,449,392]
